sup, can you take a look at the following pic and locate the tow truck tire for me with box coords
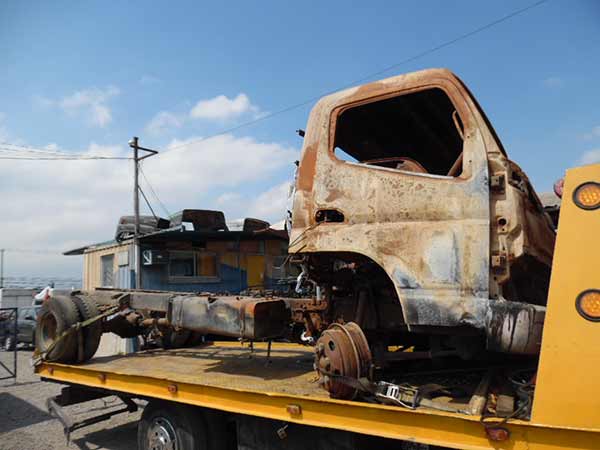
[35,296,80,362]
[138,401,210,450]
[70,294,102,361]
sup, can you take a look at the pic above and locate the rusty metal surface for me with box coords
[170,295,289,340]
[314,322,372,399]
[486,301,545,355]
[289,68,555,349]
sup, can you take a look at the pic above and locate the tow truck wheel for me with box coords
[35,295,80,362]
[138,401,209,450]
[70,294,102,361]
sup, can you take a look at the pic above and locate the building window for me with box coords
[169,251,219,282]
[197,252,217,277]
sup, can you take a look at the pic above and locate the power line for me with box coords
[161,0,549,156]
[0,142,132,160]
[0,155,130,160]
[139,163,171,217]
[0,142,75,157]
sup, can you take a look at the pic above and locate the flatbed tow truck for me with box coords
[34,70,600,449]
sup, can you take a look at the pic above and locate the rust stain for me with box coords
[296,144,317,192]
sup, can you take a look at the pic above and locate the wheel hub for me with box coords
[147,417,178,450]
[314,322,372,399]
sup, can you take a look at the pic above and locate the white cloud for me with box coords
[579,148,600,165]
[38,86,120,127]
[144,111,184,135]
[189,93,259,121]
[59,86,120,127]
[542,77,563,89]
[0,134,298,277]
[582,125,600,140]
[245,182,291,223]
[143,134,297,201]
[140,74,161,85]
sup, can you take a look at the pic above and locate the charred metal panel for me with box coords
[486,300,545,355]
[290,68,555,340]
[170,296,289,340]
[290,69,491,330]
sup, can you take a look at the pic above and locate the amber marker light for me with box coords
[576,290,600,322]
[573,182,600,210]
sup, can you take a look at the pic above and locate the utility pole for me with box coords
[0,248,4,289]
[128,137,158,289]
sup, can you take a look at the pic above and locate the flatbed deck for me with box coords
[36,342,599,450]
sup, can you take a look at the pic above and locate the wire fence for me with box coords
[1,276,82,290]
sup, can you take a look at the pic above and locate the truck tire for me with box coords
[160,328,192,349]
[186,331,205,347]
[138,401,210,450]
[70,294,102,362]
[35,296,80,362]
[4,335,15,351]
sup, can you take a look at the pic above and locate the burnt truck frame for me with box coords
[35,69,556,401]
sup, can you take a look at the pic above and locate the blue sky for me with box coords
[0,0,599,277]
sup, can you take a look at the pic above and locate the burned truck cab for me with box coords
[289,69,555,358]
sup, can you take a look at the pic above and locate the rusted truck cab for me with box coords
[289,68,555,355]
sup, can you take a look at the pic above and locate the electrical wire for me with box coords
[0,142,131,160]
[0,142,75,157]
[138,185,158,220]
[139,164,171,218]
[161,0,549,156]
[0,155,130,160]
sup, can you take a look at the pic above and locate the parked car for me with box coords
[114,215,170,242]
[3,306,39,350]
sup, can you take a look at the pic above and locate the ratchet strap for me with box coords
[321,371,468,413]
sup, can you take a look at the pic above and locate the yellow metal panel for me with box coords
[36,354,599,450]
[532,164,600,429]
[247,255,264,288]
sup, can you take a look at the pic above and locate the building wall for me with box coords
[140,239,287,293]
[81,238,288,293]
[83,242,134,290]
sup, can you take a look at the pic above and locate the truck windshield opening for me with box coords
[334,87,464,177]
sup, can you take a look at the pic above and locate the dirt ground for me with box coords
[0,350,141,450]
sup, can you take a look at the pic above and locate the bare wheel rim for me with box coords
[40,313,58,350]
[147,416,178,450]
